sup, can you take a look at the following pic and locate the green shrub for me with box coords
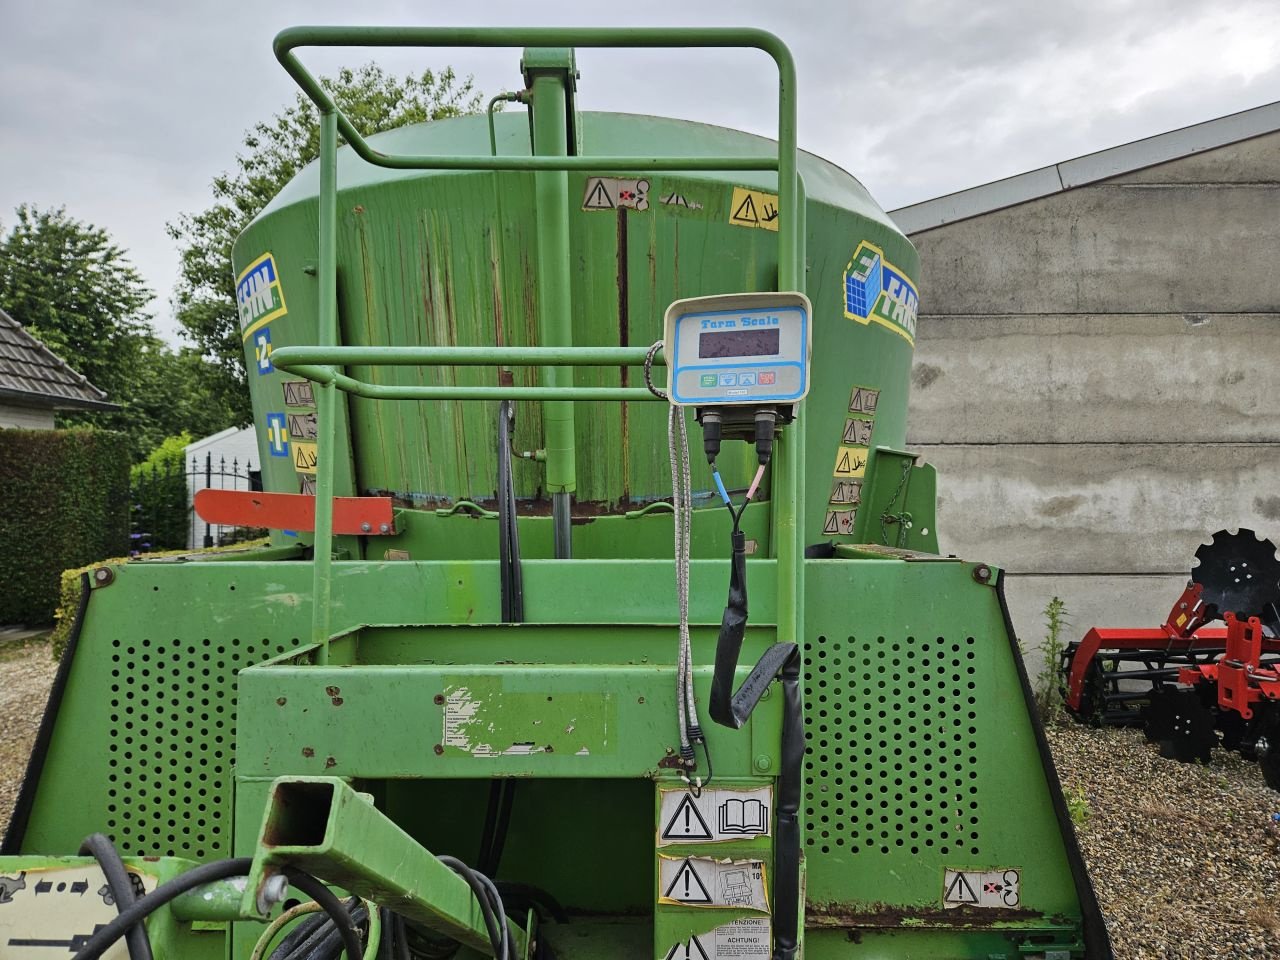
[0,428,129,624]
[130,433,192,551]
[1034,596,1071,722]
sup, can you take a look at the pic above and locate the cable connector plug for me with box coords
[753,407,776,466]
[698,408,722,463]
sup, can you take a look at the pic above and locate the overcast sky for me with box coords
[3,0,1279,343]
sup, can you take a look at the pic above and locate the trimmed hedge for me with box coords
[0,428,130,624]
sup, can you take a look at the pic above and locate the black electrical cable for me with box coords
[272,909,332,960]
[482,780,516,877]
[376,907,393,960]
[436,855,507,960]
[269,899,359,960]
[79,833,153,960]
[494,881,569,924]
[281,870,364,960]
[289,903,367,960]
[497,400,524,623]
[393,915,411,960]
[477,782,503,871]
[72,858,252,960]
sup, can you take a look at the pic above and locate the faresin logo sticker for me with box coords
[237,253,288,339]
[843,240,918,345]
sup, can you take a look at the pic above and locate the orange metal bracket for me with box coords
[194,489,396,535]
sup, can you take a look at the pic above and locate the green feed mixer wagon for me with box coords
[1,26,1111,960]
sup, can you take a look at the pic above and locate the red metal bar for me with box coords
[1064,626,1229,711]
[194,489,396,535]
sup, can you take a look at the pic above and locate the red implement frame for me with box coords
[1064,582,1227,711]
[194,489,396,535]
[1178,613,1280,720]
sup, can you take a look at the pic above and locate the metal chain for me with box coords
[879,457,914,548]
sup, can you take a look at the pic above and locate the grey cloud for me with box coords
[2,0,1278,341]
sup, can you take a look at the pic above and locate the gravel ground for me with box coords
[1,639,1278,957]
[0,634,58,836]
[1048,721,1280,959]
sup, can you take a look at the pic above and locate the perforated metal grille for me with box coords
[106,632,301,859]
[803,634,981,858]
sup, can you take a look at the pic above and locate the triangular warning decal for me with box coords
[663,859,713,903]
[664,936,711,960]
[661,794,713,840]
[945,872,979,904]
[731,193,759,225]
[836,450,851,473]
[583,179,615,209]
[823,512,840,534]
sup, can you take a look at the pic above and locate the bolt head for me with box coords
[361,522,372,533]
[257,874,289,913]
[378,523,390,534]
[754,755,771,772]
[433,743,444,755]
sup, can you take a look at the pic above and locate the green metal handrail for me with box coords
[273,26,800,286]
[269,344,667,402]
[271,25,804,666]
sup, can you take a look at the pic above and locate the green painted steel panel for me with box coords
[10,551,1092,957]
[801,559,1086,955]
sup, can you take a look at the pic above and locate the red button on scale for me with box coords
[759,371,776,385]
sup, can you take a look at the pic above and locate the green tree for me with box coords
[0,205,247,461]
[168,63,486,421]
[0,205,153,404]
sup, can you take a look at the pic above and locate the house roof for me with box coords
[0,307,118,411]
[890,99,1280,235]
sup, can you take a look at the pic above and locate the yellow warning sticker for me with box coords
[728,187,780,231]
[833,445,868,478]
[293,441,318,475]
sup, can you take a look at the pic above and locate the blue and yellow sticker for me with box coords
[237,253,288,340]
[843,240,918,345]
[264,412,290,458]
[252,326,274,374]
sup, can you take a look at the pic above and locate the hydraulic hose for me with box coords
[72,859,363,960]
[79,833,153,960]
[72,858,253,960]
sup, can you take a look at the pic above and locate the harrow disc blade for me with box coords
[1255,705,1280,791]
[1192,528,1280,627]
[1142,687,1215,764]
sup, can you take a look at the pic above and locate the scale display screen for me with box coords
[698,328,780,359]
[663,292,812,406]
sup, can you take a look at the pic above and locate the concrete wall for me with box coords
[903,130,1280,674]
[0,403,55,430]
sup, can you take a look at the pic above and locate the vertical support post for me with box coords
[202,453,214,548]
[526,57,577,558]
[773,77,807,960]
[773,58,804,660]
[311,108,339,662]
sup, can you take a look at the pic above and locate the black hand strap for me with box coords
[710,528,799,729]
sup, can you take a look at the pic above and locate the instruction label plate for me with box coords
[658,856,769,912]
[0,864,158,959]
[661,917,771,959]
[659,786,772,845]
[942,868,1021,909]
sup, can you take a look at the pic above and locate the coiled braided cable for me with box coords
[647,340,701,765]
